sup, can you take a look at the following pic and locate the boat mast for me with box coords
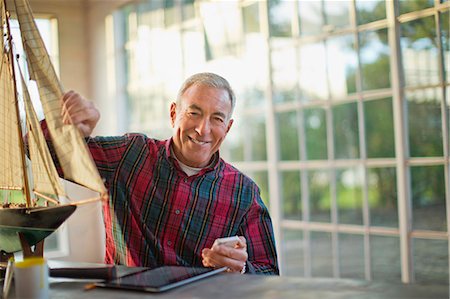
[3,0,32,207]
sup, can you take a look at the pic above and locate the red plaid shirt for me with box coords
[83,133,279,274]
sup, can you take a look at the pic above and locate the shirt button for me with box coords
[167,240,172,246]
[175,209,180,215]
[184,178,188,183]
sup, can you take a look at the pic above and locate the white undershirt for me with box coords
[171,146,203,176]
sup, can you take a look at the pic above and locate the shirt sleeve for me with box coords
[239,184,279,275]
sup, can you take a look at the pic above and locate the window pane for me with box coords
[242,2,260,33]
[248,171,269,208]
[324,0,350,30]
[326,35,358,99]
[441,11,450,83]
[298,0,322,36]
[371,235,401,281]
[272,47,298,104]
[359,28,391,90]
[413,238,449,284]
[269,0,294,37]
[311,231,333,277]
[364,98,395,158]
[282,229,304,276]
[304,108,328,160]
[299,42,329,102]
[356,0,386,25]
[278,111,299,160]
[339,233,364,279]
[309,170,331,223]
[411,165,447,231]
[399,0,434,15]
[248,114,267,161]
[227,114,267,161]
[333,103,360,159]
[401,16,439,87]
[282,171,301,220]
[337,168,363,225]
[407,88,443,157]
[368,167,398,228]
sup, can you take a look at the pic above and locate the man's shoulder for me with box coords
[220,159,259,189]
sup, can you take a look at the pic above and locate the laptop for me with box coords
[95,266,227,293]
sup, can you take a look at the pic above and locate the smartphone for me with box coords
[213,236,240,248]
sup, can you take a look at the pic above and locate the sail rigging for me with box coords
[14,0,106,195]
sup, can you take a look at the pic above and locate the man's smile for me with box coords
[189,136,209,145]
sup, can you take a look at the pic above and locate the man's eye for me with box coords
[214,117,224,123]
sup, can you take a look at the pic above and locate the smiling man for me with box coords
[59,72,279,275]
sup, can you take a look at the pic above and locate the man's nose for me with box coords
[195,118,211,135]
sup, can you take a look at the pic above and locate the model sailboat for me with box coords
[0,0,107,255]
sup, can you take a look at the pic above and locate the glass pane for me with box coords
[282,171,301,220]
[311,231,333,277]
[309,170,331,223]
[400,0,434,15]
[181,0,195,21]
[248,114,267,161]
[356,0,386,25]
[282,229,304,276]
[182,27,206,74]
[333,103,360,159]
[272,47,298,104]
[441,11,450,83]
[413,238,449,284]
[359,28,391,90]
[242,2,260,33]
[407,88,443,157]
[401,16,439,87]
[304,108,328,160]
[368,167,398,228]
[299,42,328,102]
[411,165,447,231]
[324,0,350,30]
[337,168,363,225]
[277,111,300,160]
[326,35,358,99]
[269,0,294,37]
[339,233,364,279]
[200,1,240,59]
[227,121,244,161]
[299,0,323,36]
[364,98,395,158]
[248,171,269,208]
[371,235,401,281]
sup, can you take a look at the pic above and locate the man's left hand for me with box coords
[201,236,247,273]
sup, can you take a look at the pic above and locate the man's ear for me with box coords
[226,119,233,133]
[170,102,177,127]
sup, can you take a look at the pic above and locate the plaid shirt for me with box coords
[83,133,279,275]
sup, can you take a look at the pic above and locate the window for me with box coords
[112,0,450,284]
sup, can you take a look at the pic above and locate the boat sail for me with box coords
[0,0,107,255]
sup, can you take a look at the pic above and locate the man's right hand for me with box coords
[61,90,100,137]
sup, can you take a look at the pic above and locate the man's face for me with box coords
[170,84,233,168]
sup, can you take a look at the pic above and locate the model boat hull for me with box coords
[0,205,77,253]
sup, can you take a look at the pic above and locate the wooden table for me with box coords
[6,271,447,299]
[3,260,448,299]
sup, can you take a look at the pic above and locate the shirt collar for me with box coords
[165,138,220,174]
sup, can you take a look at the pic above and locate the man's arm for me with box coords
[201,184,279,275]
[61,90,100,137]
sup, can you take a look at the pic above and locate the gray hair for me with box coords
[176,72,236,118]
